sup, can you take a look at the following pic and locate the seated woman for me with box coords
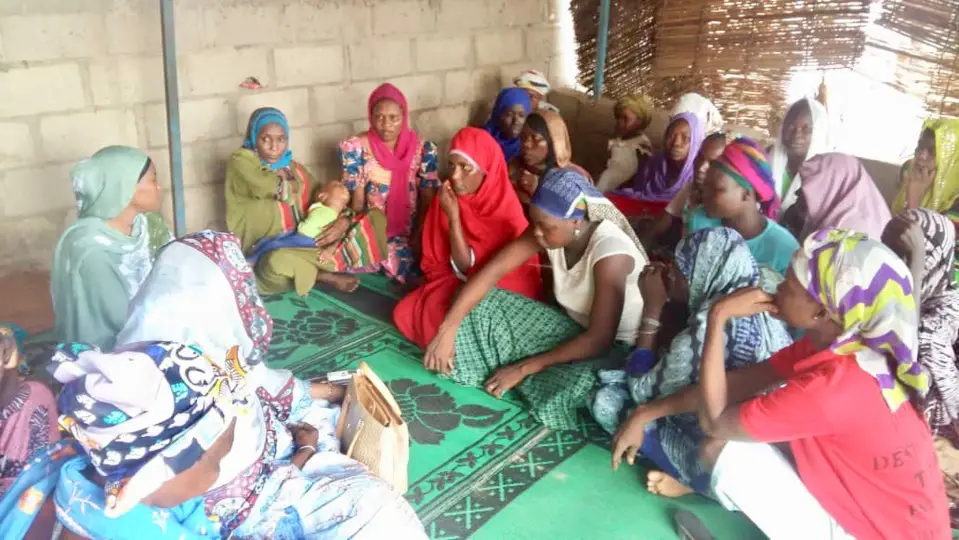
[781,153,891,242]
[513,69,559,114]
[696,230,949,539]
[671,93,724,136]
[510,110,591,206]
[0,326,59,540]
[394,128,542,348]
[609,113,705,215]
[696,138,799,276]
[423,169,647,430]
[768,97,830,217]
[892,118,959,214]
[594,227,791,497]
[882,209,959,440]
[483,87,531,164]
[595,94,655,193]
[334,83,440,284]
[0,231,426,539]
[227,107,370,295]
[51,146,171,350]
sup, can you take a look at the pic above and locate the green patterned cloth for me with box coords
[451,288,625,430]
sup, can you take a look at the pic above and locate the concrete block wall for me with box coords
[0,0,569,271]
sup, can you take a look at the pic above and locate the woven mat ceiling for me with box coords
[572,0,872,131]
[866,0,959,117]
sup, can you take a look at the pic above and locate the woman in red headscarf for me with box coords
[394,127,542,348]
[324,83,441,285]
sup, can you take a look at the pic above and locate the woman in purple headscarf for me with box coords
[614,112,705,206]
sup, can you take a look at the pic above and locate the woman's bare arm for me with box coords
[698,309,756,440]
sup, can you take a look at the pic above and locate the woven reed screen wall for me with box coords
[869,0,959,117]
[571,0,871,131]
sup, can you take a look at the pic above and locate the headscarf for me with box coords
[770,97,831,214]
[615,94,653,133]
[792,229,927,411]
[367,83,421,239]
[895,209,959,429]
[713,137,780,218]
[530,167,645,257]
[624,112,704,202]
[52,146,159,350]
[242,107,292,171]
[796,153,892,241]
[671,93,724,136]
[394,128,542,348]
[483,87,532,163]
[892,118,959,214]
[514,70,551,97]
[627,227,792,484]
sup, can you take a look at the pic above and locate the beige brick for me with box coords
[475,30,525,66]
[145,98,233,147]
[413,106,470,146]
[525,26,561,61]
[372,0,435,36]
[387,74,443,111]
[289,124,352,167]
[181,139,236,188]
[437,0,488,31]
[443,70,473,105]
[205,5,284,48]
[281,2,370,44]
[415,36,472,72]
[0,164,76,217]
[488,0,546,27]
[309,86,340,125]
[349,39,412,81]
[0,13,106,62]
[0,213,63,270]
[0,64,86,119]
[472,68,504,103]
[351,120,369,134]
[274,46,345,87]
[181,48,269,98]
[89,56,166,107]
[159,183,226,233]
[103,5,207,55]
[236,89,311,134]
[323,81,383,123]
[40,110,139,162]
[0,122,36,170]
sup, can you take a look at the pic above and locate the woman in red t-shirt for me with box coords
[695,229,949,539]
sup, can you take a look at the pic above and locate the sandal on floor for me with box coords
[674,509,715,540]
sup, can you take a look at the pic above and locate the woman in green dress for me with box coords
[51,145,172,350]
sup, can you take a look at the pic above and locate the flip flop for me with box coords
[674,509,715,540]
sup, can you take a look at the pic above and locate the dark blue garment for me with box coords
[246,231,316,266]
[483,88,531,163]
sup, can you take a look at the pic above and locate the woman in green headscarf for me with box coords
[51,145,171,350]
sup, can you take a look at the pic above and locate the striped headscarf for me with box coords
[514,70,551,96]
[241,107,292,170]
[713,137,779,218]
[531,167,645,256]
[792,228,928,411]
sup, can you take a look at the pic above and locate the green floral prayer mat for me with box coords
[265,276,766,539]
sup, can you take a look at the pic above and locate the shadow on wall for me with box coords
[547,88,904,203]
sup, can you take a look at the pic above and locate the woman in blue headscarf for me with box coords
[483,88,532,163]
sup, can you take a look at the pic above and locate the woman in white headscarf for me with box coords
[768,97,831,216]
[671,93,724,136]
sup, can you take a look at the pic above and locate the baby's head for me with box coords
[318,182,351,212]
[0,326,21,391]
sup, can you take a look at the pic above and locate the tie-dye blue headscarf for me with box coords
[242,108,293,170]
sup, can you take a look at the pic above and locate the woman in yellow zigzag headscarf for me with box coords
[893,118,959,214]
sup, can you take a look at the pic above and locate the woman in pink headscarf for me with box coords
[782,153,892,241]
[327,83,440,283]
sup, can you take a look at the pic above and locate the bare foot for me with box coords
[316,273,360,293]
[647,470,694,498]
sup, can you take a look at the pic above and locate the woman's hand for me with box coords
[712,287,778,321]
[438,181,460,221]
[315,216,351,247]
[905,162,936,209]
[518,170,538,198]
[424,323,457,374]
[289,422,320,448]
[639,263,669,312]
[484,363,533,398]
[611,407,648,471]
